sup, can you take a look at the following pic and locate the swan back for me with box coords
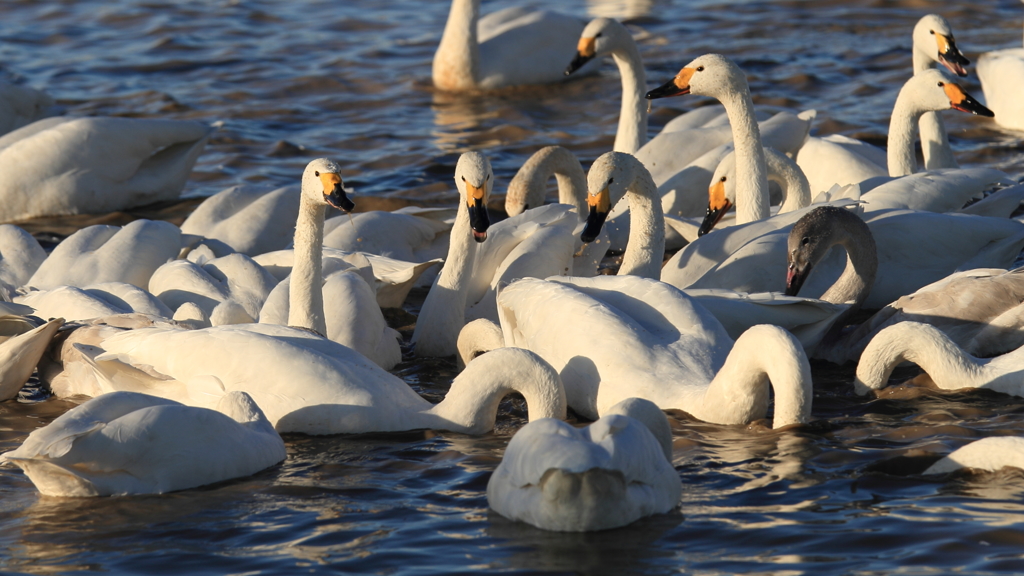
[924,437,1024,475]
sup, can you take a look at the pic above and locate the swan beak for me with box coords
[698,179,731,237]
[466,182,490,242]
[320,173,355,212]
[645,67,695,100]
[943,83,994,117]
[785,261,811,296]
[935,34,969,77]
[580,187,611,243]
[566,37,597,75]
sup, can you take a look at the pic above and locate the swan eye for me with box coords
[461,176,466,182]
[315,171,320,177]
[696,66,704,72]
[486,174,490,182]
[720,176,727,183]
[801,237,810,246]
[595,32,603,38]
[608,177,614,184]
[929,30,935,35]
[937,81,944,87]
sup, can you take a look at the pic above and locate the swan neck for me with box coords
[855,324,981,394]
[517,147,588,216]
[427,349,566,434]
[819,223,877,308]
[699,326,812,428]
[433,0,479,90]
[919,111,957,170]
[611,44,648,153]
[289,198,327,335]
[768,149,812,214]
[619,164,665,279]
[721,90,769,224]
[887,89,924,177]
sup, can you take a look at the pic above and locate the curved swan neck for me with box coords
[698,325,812,428]
[426,348,567,434]
[818,218,877,307]
[289,197,327,335]
[766,147,811,214]
[720,84,770,223]
[854,322,982,395]
[619,160,665,279]
[506,146,588,216]
[887,85,927,177]
[456,318,504,370]
[610,38,648,153]
[433,0,479,91]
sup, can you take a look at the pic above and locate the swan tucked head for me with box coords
[565,17,632,76]
[912,14,968,77]
[581,151,632,243]
[646,53,746,102]
[301,158,355,212]
[604,397,674,462]
[785,206,869,296]
[455,151,492,242]
[899,69,993,117]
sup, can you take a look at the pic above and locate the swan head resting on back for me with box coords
[564,17,633,76]
[302,158,355,213]
[456,151,492,242]
[645,53,745,101]
[913,14,969,77]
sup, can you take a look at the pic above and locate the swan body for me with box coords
[0,81,53,136]
[180,185,300,257]
[26,220,182,291]
[663,207,1024,310]
[978,3,1024,131]
[854,321,1024,398]
[0,117,212,222]
[0,224,46,294]
[487,397,681,532]
[858,168,1010,213]
[433,0,595,91]
[924,437,1024,475]
[795,134,888,195]
[1,391,285,497]
[321,207,453,267]
[496,275,812,427]
[16,283,173,322]
[70,324,565,435]
[0,318,63,401]
[149,253,278,324]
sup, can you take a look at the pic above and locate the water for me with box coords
[3,0,1024,573]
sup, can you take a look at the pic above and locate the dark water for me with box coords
[4,0,1024,574]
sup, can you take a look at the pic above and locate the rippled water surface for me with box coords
[4,0,1024,574]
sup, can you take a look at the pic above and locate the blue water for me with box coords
[3,0,1024,574]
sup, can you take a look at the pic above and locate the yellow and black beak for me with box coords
[580,187,611,243]
[566,36,597,76]
[320,172,355,212]
[466,182,490,242]
[943,82,994,117]
[646,67,695,100]
[698,178,731,237]
[935,33,969,77]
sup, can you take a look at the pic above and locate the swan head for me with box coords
[699,151,738,237]
[581,151,632,243]
[565,18,630,76]
[455,151,492,242]
[912,14,968,77]
[604,397,674,463]
[301,158,355,212]
[900,69,993,117]
[785,206,868,296]
[646,54,746,102]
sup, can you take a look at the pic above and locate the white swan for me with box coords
[565,17,647,153]
[16,282,173,322]
[912,14,971,170]
[432,0,596,91]
[924,437,1024,475]
[0,224,46,295]
[68,324,565,435]
[496,275,812,426]
[1,390,285,497]
[0,81,52,136]
[699,145,812,235]
[250,158,401,370]
[0,117,212,222]
[180,184,301,257]
[148,252,279,325]
[487,397,681,532]
[978,1,1024,130]
[854,321,1024,398]
[0,318,63,401]
[25,220,182,290]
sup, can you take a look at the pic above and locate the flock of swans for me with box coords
[5,0,1024,533]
